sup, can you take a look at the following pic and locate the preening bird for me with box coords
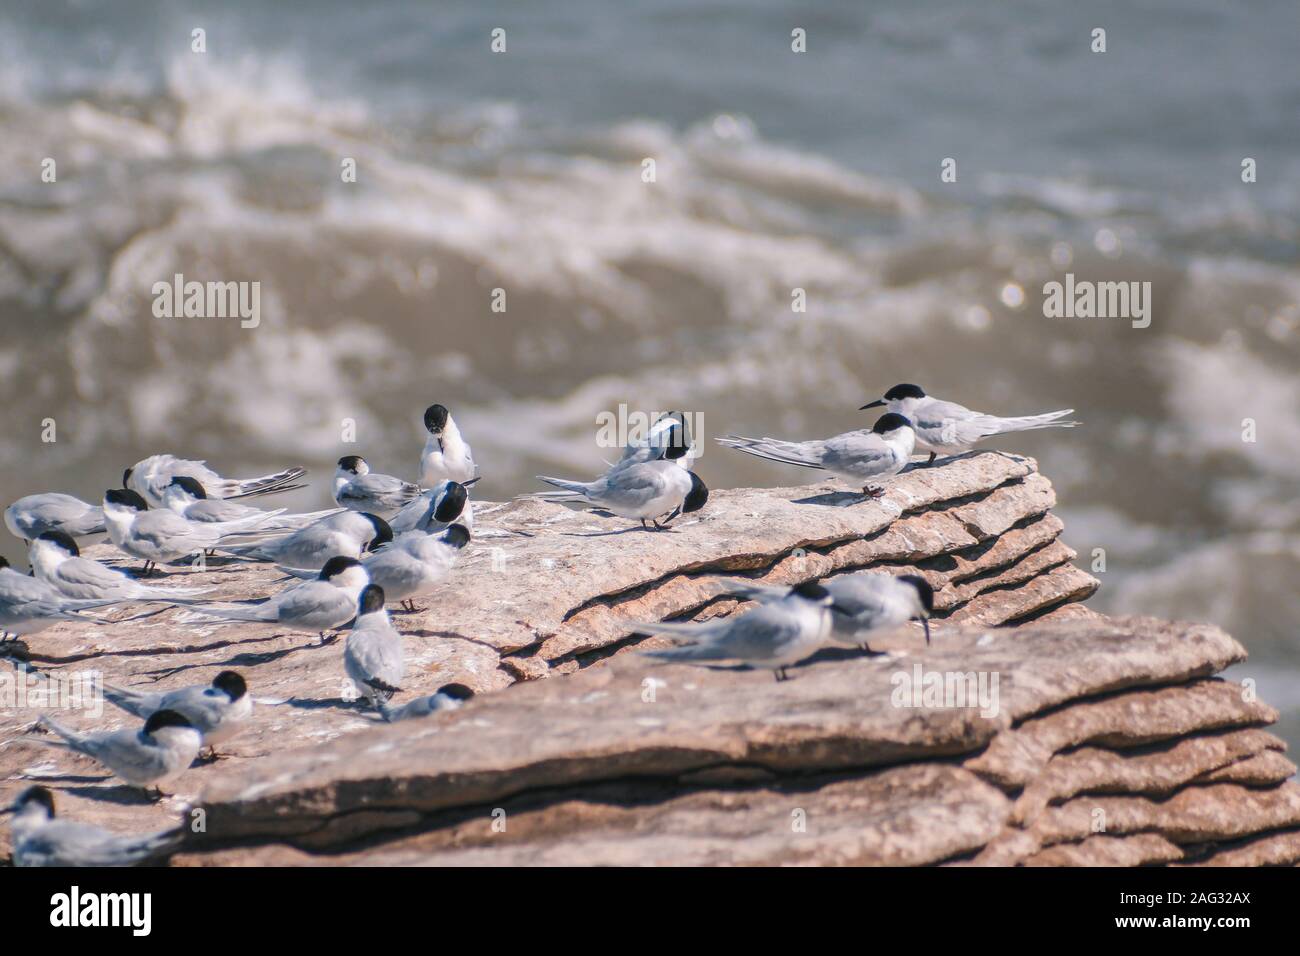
[4,493,105,543]
[533,455,709,530]
[124,454,306,508]
[420,403,477,486]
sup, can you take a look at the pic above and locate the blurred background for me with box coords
[0,1,1297,746]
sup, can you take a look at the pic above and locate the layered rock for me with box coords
[1,453,1295,866]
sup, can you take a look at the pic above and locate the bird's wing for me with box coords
[825,574,894,618]
[914,399,984,442]
[716,435,827,469]
[820,431,893,470]
[161,687,229,730]
[348,629,404,688]
[359,474,416,496]
[601,464,667,508]
[710,605,805,657]
[101,682,165,718]
[136,511,203,546]
[274,582,351,622]
[19,821,144,867]
[715,579,793,603]
[55,558,132,593]
[188,499,257,523]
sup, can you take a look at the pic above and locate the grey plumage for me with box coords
[0,560,118,637]
[344,585,404,709]
[101,671,251,746]
[389,480,473,535]
[611,411,691,471]
[30,711,203,788]
[188,556,369,634]
[28,533,211,603]
[717,413,916,491]
[125,454,306,507]
[4,787,181,867]
[218,510,391,569]
[358,524,469,608]
[333,456,421,514]
[103,488,283,567]
[5,493,105,542]
[161,476,340,530]
[863,384,1079,460]
[635,582,835,680]
[533,458,707,526]
[721,571,934,649]
[378,682,473,723]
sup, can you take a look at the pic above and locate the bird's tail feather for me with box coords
[531,476,595,499]
[32,714,81,748]
[180,604,272,624]
[629,618,728,639]
[225,467,309,500]
[717,580,792,603]
[988,410,1081,432]
[641,644,729,663]
[100,684,149,719]
[255,507,342,530]
[716,436,825,469]
[275,566,318,580]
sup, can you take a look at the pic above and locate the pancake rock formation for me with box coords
[1,452,1295,866]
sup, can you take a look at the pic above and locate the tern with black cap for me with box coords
[420,403,477,486]
[718,412,917,498]
[2,786,181,867]
[29,709,203,792]
[531,447,709,530]
[378,682,474,723]
[101,670,252,754]
[861,383,1079,465]
[28,531,212,603]
[161,475,338,530]
[722,571,935,651]
[333,456,422,515]
[123,454,307,508]
[344,584,405,709]
[186,555,370,642]
[0,554,119,639]
[634,581,836,681]
[218,510,392,569]
[103,487,284,574]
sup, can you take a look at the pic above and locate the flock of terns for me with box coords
[1,386,1078,865]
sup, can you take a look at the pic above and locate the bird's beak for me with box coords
[0,807,13,816]
[859,399,885,410]
[920,617,931,646]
